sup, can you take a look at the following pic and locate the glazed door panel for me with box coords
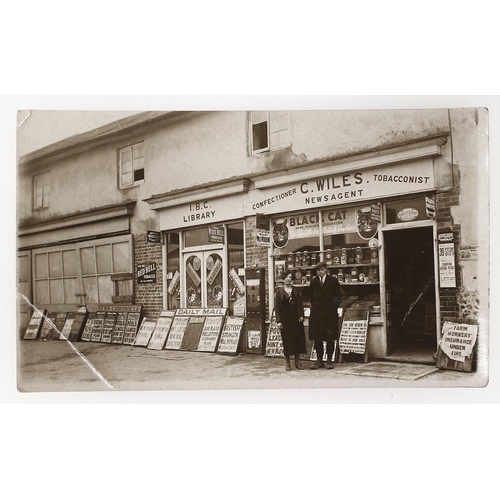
[184,250,224,308]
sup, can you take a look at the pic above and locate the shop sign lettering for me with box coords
[250,159,435,215]
[397,207,419,222]
[183,202,216,223]
[439,322,477,362]
[137,262,157,283]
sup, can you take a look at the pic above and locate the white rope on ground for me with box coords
[18,291,115,390]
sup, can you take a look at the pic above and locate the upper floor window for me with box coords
[119,142,145,188]
[251,111,290,154]
[33,172,50,209]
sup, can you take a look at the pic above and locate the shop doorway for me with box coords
[183,250,224,308]
[384,226,437,362]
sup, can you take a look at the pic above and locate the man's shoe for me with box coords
[326,361,334,370]
[310,361,325,370]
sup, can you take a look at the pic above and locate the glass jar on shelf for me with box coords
[333,248,341,265]
[340,248,347,265]
[337,268,344,282]
[355,246,362,264]
[295,252,302,268]
[325,249,333,266]
[351,267,358,282]
[287,252,294,267]
[310,251,317,267]
[302,251,310,267]
[371,247,379,264]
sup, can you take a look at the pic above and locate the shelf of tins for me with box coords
[282,246,380,286]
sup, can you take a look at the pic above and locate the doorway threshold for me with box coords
[374,355,436,366]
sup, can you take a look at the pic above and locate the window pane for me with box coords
[385,198,430,224]
[184,228,210,247]
[133,168,144,182]
[48,252,62,277]
[49,280,63,303]
[62,250,77,276]
[35,253,48,278]
[121,149,132,163]
[96,245,112,274]
[112,242,130,273]
[252,111,268,124]
[121,170,133,186]
[63,278,79,304]
[35,280,49,303]
[97,275,113,303]
[253,122,268,151]
[18,254,29,281]
[83,276,98,303]
[81,247,96,275]
[133,143,144,159]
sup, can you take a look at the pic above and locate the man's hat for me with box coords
[316,261,327,269]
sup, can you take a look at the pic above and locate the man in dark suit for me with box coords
[309,261,342,369]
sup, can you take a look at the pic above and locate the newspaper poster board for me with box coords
[165,316,190,350]
[123,312,142,345]
[197,309,228,352]
[339,308,369,355]
[101,312,118,343]
[38,312,56,341]
[90,311,106,342]
[437,321,478,372]
[23,308,46,340]
[181,316,206,350]
[111,312,128,344]
[133,319,157,347]
[68,306,87,341]
[148,311,175,350]
[265,309,284,357]
[50,312,68,340]
[217,316,245,354]
[310,340,339,362]
[60,312,76,340]
[81,312,96,341]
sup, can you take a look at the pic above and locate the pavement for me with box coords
[12,338,489,402]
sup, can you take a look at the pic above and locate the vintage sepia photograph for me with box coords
[13,105,491,394]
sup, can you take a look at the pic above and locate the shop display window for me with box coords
[271,205,381,311]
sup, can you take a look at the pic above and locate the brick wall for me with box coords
[436,188,461,326]
[134,233,163,319]
[245,215,270,315]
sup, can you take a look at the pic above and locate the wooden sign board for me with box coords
[133,319,157,347]
[51,312,68,340]
[437,321,478,372]
[265,309,284,357]
[123,312,142,345]
[81,312,96,341]
[339,308,369,355]
[112,312,128,344]
[68,306,87,341]
[38,312,56,341]
[181,316,206,350]
[91,312,106,342]
[197,314,226,352]
[164,316,190,350]
[101,312,118,343]
[217,316,245,354]
[23,308,46,340]
[148,311,175,350]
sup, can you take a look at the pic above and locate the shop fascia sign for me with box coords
[247,158,435,215]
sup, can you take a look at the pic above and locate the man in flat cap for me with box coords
[308,261,342,369]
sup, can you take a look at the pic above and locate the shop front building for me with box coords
[145,134,468,362]
[17,109,488,368]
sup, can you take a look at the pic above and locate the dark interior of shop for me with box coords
[384,226,437,362]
